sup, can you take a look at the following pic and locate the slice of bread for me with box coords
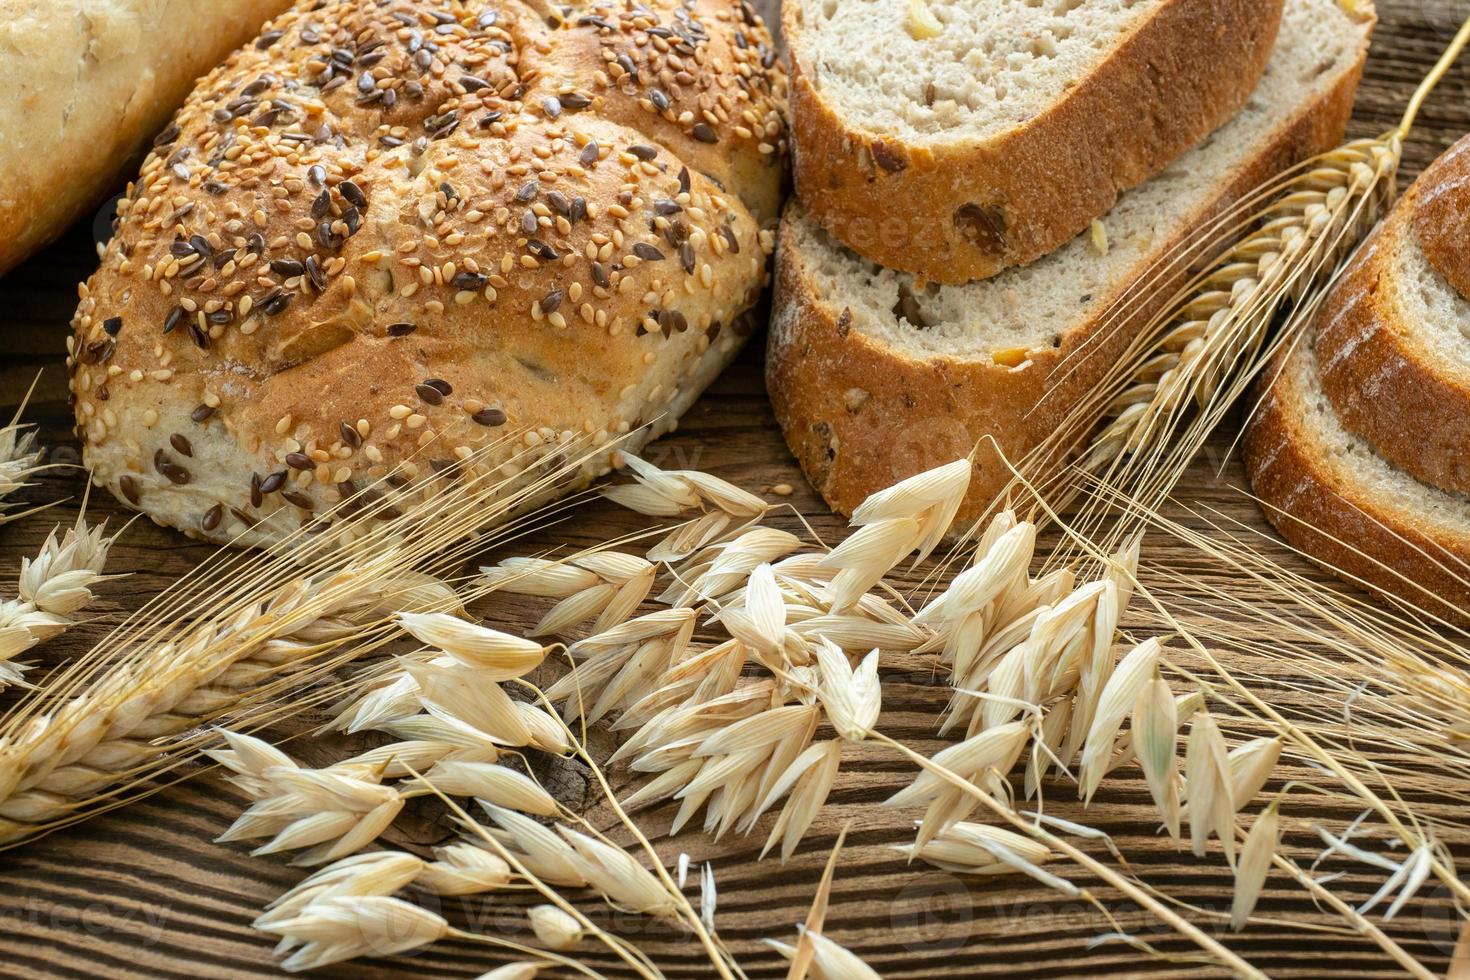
[785,0,1285,284]
[1413,134,1470,301]
[1315,137,1470,493]
[768,0,1374,524]
[1243,322,1470,621]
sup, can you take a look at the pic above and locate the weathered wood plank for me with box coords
[0,1,1467,976]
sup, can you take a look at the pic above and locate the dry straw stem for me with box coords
[0,434,607,846]
[0,512,117,686]
[772,823,863,980]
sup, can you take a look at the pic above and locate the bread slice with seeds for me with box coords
[69,0,788,547]
[1243,320,1470,623]
[769,0,1373,525]
[784,0,1285,284]
[1315,134,1470,495]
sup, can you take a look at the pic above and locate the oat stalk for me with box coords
[869,728,1264,978]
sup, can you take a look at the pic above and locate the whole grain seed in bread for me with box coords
[0,0,295,275]
[68,0,787,547]
[768,0,1373,526]
[784,0,1285,285]
[1244,317,1470,622]
[1315,145,1470,495]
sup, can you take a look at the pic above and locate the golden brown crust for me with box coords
[767,42,1364,526]
[1412,132,1470,300]
[1243,341,1470,625]
[69,0,786,546]
[0,0,294,275]
[785,0,1284,285]
[1315,178,1470,494]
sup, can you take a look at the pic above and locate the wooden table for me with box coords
[3,2,1469,976]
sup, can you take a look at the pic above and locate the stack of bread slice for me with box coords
[768,0,1376,526]
[1244,134,1470,617]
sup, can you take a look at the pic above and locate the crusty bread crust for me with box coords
[785,0,1284,285]
[1412,133,1470,301]
[69,0,786,547]
[1244,336,1470,623]
[767,28,1366,526]
[1315,174,1470,494]
[0,0,294,275]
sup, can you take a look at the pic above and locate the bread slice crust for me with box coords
[1412,133,1470,301]
[786,0,1285,285]
[1244,326,1470,622]
[1315,168,1470,495]
[768,1,1370,526]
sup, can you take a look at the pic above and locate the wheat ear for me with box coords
[0,512,117,686]
[0,436,606,846]
[0,381,47,524]
[1004,16,1470,554]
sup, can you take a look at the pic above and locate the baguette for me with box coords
[1315,135,1470,493]
[768,0,1372,525]
[0,0,294,275]
[68,0,787,547]
[784,0,1284,284]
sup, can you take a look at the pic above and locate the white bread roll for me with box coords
[0,0,293,274]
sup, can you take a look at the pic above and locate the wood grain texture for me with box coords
[1,1,1469,976]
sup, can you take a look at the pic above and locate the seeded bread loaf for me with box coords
[69,0,787,547]
[1315,135,1470,494]
[768,0,1372,525]
[784,0,1284,285]
[0,0,294,276]
[1243,320,1470,622]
